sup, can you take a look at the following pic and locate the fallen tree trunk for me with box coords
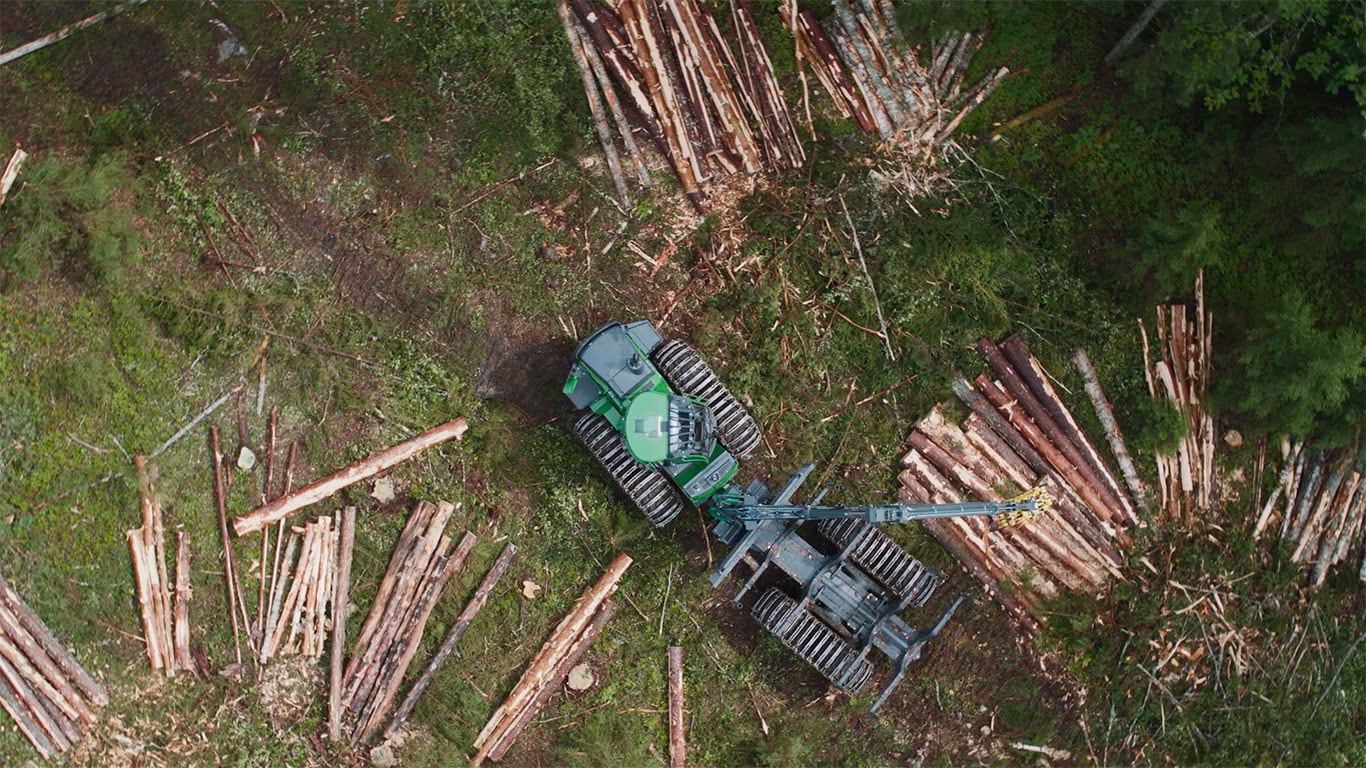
[233,417,468,536]
[473,553,632,764]
[668,645,685,768]
[383,542,518,743]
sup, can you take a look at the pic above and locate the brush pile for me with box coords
[558,0,804,210]
[900,335,1140,632]
[785,0,1009,199]
[0,576,108,759]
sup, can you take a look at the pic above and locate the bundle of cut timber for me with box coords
[0,575,108,759]
[128,456,193,674]
[560,0,805,210]
[471,553,630,765]
[1139,271,1216,525]
[260,515,341,661]
[900,335,1139,631]
[1254,441,1365,587]
[784,2,1008,166]
[340,501,475,746]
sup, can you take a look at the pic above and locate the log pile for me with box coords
[471,553,631,765]
[1255,442,1366,587]
[381,542,518,744]
[1139,271,1216,526]
[0,575,108,759]
[558,0,805,210]
[260,514,342,661]
[784,1,1009,197]
[127,456,194,674]
[899,335,1140,632]
[341,501,475,746]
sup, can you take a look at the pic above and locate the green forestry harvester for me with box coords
[565,320,1045,713]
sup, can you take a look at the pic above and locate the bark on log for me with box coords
[211,426,249,664]
[173,532,193,673]
[345,503,457,709]
[559,0,632,205]
[993,336,1133,523]
[260,532,299,664]
[0,601,95,729]
[974,375,1129,548]
[0,650,71,754]
[353,532,475,746]
[0,578,106,706]
[0,667,58,759]
[473,553,633,763]
[573,8,653,186]
[1073,348,1150,512]
[668,645,685,768]
[329,506,356,742]
[383,542,518,743]
[485,601,620,763]
[570,0,669,152]
[233,418,468,536]
[0,0,150,67]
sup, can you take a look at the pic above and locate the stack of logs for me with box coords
[471,553,631,766]
[1255,442,1366,587]
[341,501,475,747]
[1140,270,1216,526]
[260,514,342,661]
[899,335,1140,632]
[128,456,193,674]
[559,0,804,210]
[785,2,1008,164]
[0,576,108,759]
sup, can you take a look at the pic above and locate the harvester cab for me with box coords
[564,320,1046,714]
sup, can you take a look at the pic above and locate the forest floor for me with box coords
[1,3,1360,767]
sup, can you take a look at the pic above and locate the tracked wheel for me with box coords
[572,412,686,527]
[651,340,761,459]
[817,519,943,608]
[751,588,873,693]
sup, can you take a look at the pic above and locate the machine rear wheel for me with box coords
[651,340,761,459]
[751,588,873,693]
[572,412,686,527]
[816,519,943,608]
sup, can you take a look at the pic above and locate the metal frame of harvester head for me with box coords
[564,320,1045,713]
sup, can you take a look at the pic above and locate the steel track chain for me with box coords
[572,412,686,527]
[651,340,762,459]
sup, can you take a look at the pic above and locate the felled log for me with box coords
[0,576,106,757]
[1073,348,1150,511]
[329,506,356,743]
[559,0,632,204]
[473,553,632,765]
[485,601,619,763]
[0,0,150,67]
[210,426,250,663]
[383,542,518,743]
[668,646,685,768]
[352,532,475,746]
[1,148,27,207]
[233,417,468,536]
